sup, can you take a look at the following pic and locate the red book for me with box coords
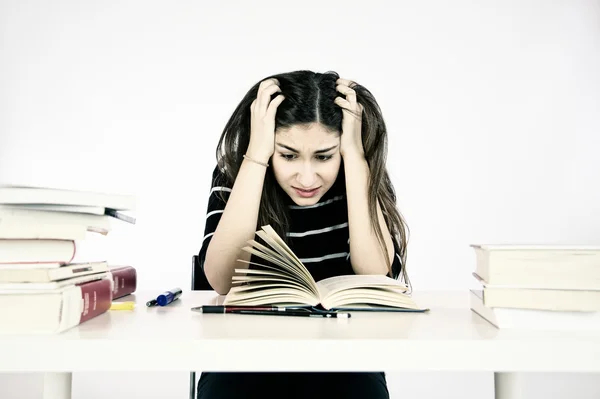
[109,266,137,299]
[78,278,113,323]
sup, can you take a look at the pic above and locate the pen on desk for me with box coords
[156,287,182,306]
[146,299,158,307]
[232,310,350,318]
[192,305,350,318]
[195,305,295,313]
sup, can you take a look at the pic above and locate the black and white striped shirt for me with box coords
[198,165,402,282]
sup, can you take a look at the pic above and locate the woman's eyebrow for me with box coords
[314,145,338,154]
[276,143,298,153]
[275,143,339,154]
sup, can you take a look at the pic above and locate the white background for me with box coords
[1,0,599,398]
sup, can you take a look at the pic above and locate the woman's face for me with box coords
[272,123,341,206]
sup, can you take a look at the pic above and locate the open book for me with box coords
[223,225,428,312]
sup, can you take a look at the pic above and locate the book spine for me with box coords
[110,266,137,299]
[78,278,112,324]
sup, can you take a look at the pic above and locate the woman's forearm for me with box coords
[204,159,267,294]
[343,152,394,275]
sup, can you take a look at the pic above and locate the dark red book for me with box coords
[109,265,137,299]
[78,278,113,323]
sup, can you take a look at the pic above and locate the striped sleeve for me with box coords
[198,166,231,271]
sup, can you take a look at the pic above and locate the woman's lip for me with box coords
[293,187,320,192]
[293,187,321,198]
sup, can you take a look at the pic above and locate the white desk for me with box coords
[1,290,599,399]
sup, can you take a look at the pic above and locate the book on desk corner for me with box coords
[470,244,600,289]
[0,275,113,334]
[469,289,600,330]
[223,225,428,312]
[468,244,600,330]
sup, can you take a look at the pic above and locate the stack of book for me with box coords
[469,244,600,330]
[0,185,138,334]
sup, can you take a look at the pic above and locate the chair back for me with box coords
[191,255,213,290]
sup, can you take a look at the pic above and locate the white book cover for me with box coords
[0,240,76,264]
[0,261,109,283]
[0,206,112,239]
[0,204,106,215]
[0,185,136,211]
[472,272,599,291]
[469,289,600,330]
[0,271,110,292]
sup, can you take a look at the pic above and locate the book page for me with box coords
[260,226,314,280]
[321,289,420,311]
[261,225,306,268]
[316,274,408,298]
[229,280,316,296]
[231,276,317,297]
[242,239,313,287]
[240,245,287,267]
[246,239,289,264]
[323,288,418,306]
[232,266,292,279]
[227,256,319,305]
[254,230,299,266]
[225,225,326,307]
[255,226,319,295]
[255,230,312,283]
[232,264,309,288]
[315,275,416,310]
[239,246,308,284]
[223,285,319,307]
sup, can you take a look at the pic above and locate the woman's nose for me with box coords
[296,163,317,188]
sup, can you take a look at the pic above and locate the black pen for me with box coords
[194,305,305,313]
[146,299,158,307]
[192,305,349,318]
[231,309,350,318]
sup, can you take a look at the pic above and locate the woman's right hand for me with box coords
[247,78,285,164]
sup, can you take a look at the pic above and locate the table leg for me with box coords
[43,372,72,399]
[494,372,522,399]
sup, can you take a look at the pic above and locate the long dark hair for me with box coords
[215,70,410,283]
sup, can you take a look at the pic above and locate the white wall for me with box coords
[1,0,599,398]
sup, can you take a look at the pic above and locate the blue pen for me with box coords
[156,288,182,306]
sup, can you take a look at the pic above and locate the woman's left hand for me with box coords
[335,78,365,158]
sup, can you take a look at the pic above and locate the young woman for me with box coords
[197,70,409,399]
